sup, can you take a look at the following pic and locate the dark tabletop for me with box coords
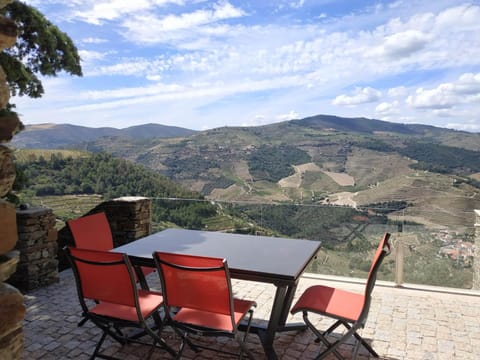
[114,228,321,284]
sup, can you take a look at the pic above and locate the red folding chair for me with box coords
[65,247,176,360]
[290,233,391,359]
[67,212,114,251]
[68,212,155,288]
[153,251,257,360]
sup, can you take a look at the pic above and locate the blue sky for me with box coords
[15,0,480,132]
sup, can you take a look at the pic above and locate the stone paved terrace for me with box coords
[21,270,480,360]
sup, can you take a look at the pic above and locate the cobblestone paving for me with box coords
[21,270,480,359]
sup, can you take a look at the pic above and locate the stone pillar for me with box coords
[0,284,24,359]
[97,196,152,247]
[474,209,480,290]
[0,203,24,360]
[8,208,58,292]
[0,2,24,358]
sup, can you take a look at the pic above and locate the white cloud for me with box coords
[16,1,480,132]
[121,2,246,44]
[388,86,407,98]
[146,74,163,81]
[86,58,169,77]
[241,114,267,127]
[75,0,185,25]
[363,4,480,72]
[240,110,300,128]
[454,73,480,95]
[446,122,480,132]
[375,101,399,116]
[289,0,305,10]
[79,2,480,92]
[276,110,300,121]
[333,87,382,106]
[406,73,480,109]
[153,2,244,31]
[380,30,430,58]
[49,75,305,115]
[434,3,480,31]
[81,37,108,44]
[407,86,456,109]
[78,50,110,63]
[80,82,184,101]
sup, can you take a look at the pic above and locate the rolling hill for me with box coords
[13,114,480,228]
[11,123,197,149]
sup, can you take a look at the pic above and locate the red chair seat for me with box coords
[91,290,164,322]
[291,285,364,323]
[174,298,256,332]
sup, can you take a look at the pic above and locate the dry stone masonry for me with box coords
[99,196,152,246]
[0,1,25,358]
[8,208,58,292]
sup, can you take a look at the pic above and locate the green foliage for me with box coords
[353,137,480,176]
[453,177,480,190]
[399,141,480,174]
[353,139,395,152]
[404,255,472,288]
[15,152,195,199]
[0,1,82,100]
[153,199,217,230]
[14,152,227,230]
[248,144,311,182]
[201,176,236,195]
[362,200,409,214]
[348,253,372,272]
[163,155,220,179]
[230,204,365,244]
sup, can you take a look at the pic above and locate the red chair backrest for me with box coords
[67,247,136,307]
[360,233,391,323]
[68,212,113,250]
[368,232,391,279]
[154,252,233,316]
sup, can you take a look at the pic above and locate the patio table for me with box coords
[114,228,321,359]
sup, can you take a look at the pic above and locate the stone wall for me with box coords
[0,1,24,358]
[0,197,150,357]
[0,284,24,359]
[8,208,58,292]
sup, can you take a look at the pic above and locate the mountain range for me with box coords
[12,114,480,228]
[11,122,196,149]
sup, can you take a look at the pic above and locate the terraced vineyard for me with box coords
[354,171,478,228]
[13,149,88,163]
[25,194,104,228]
